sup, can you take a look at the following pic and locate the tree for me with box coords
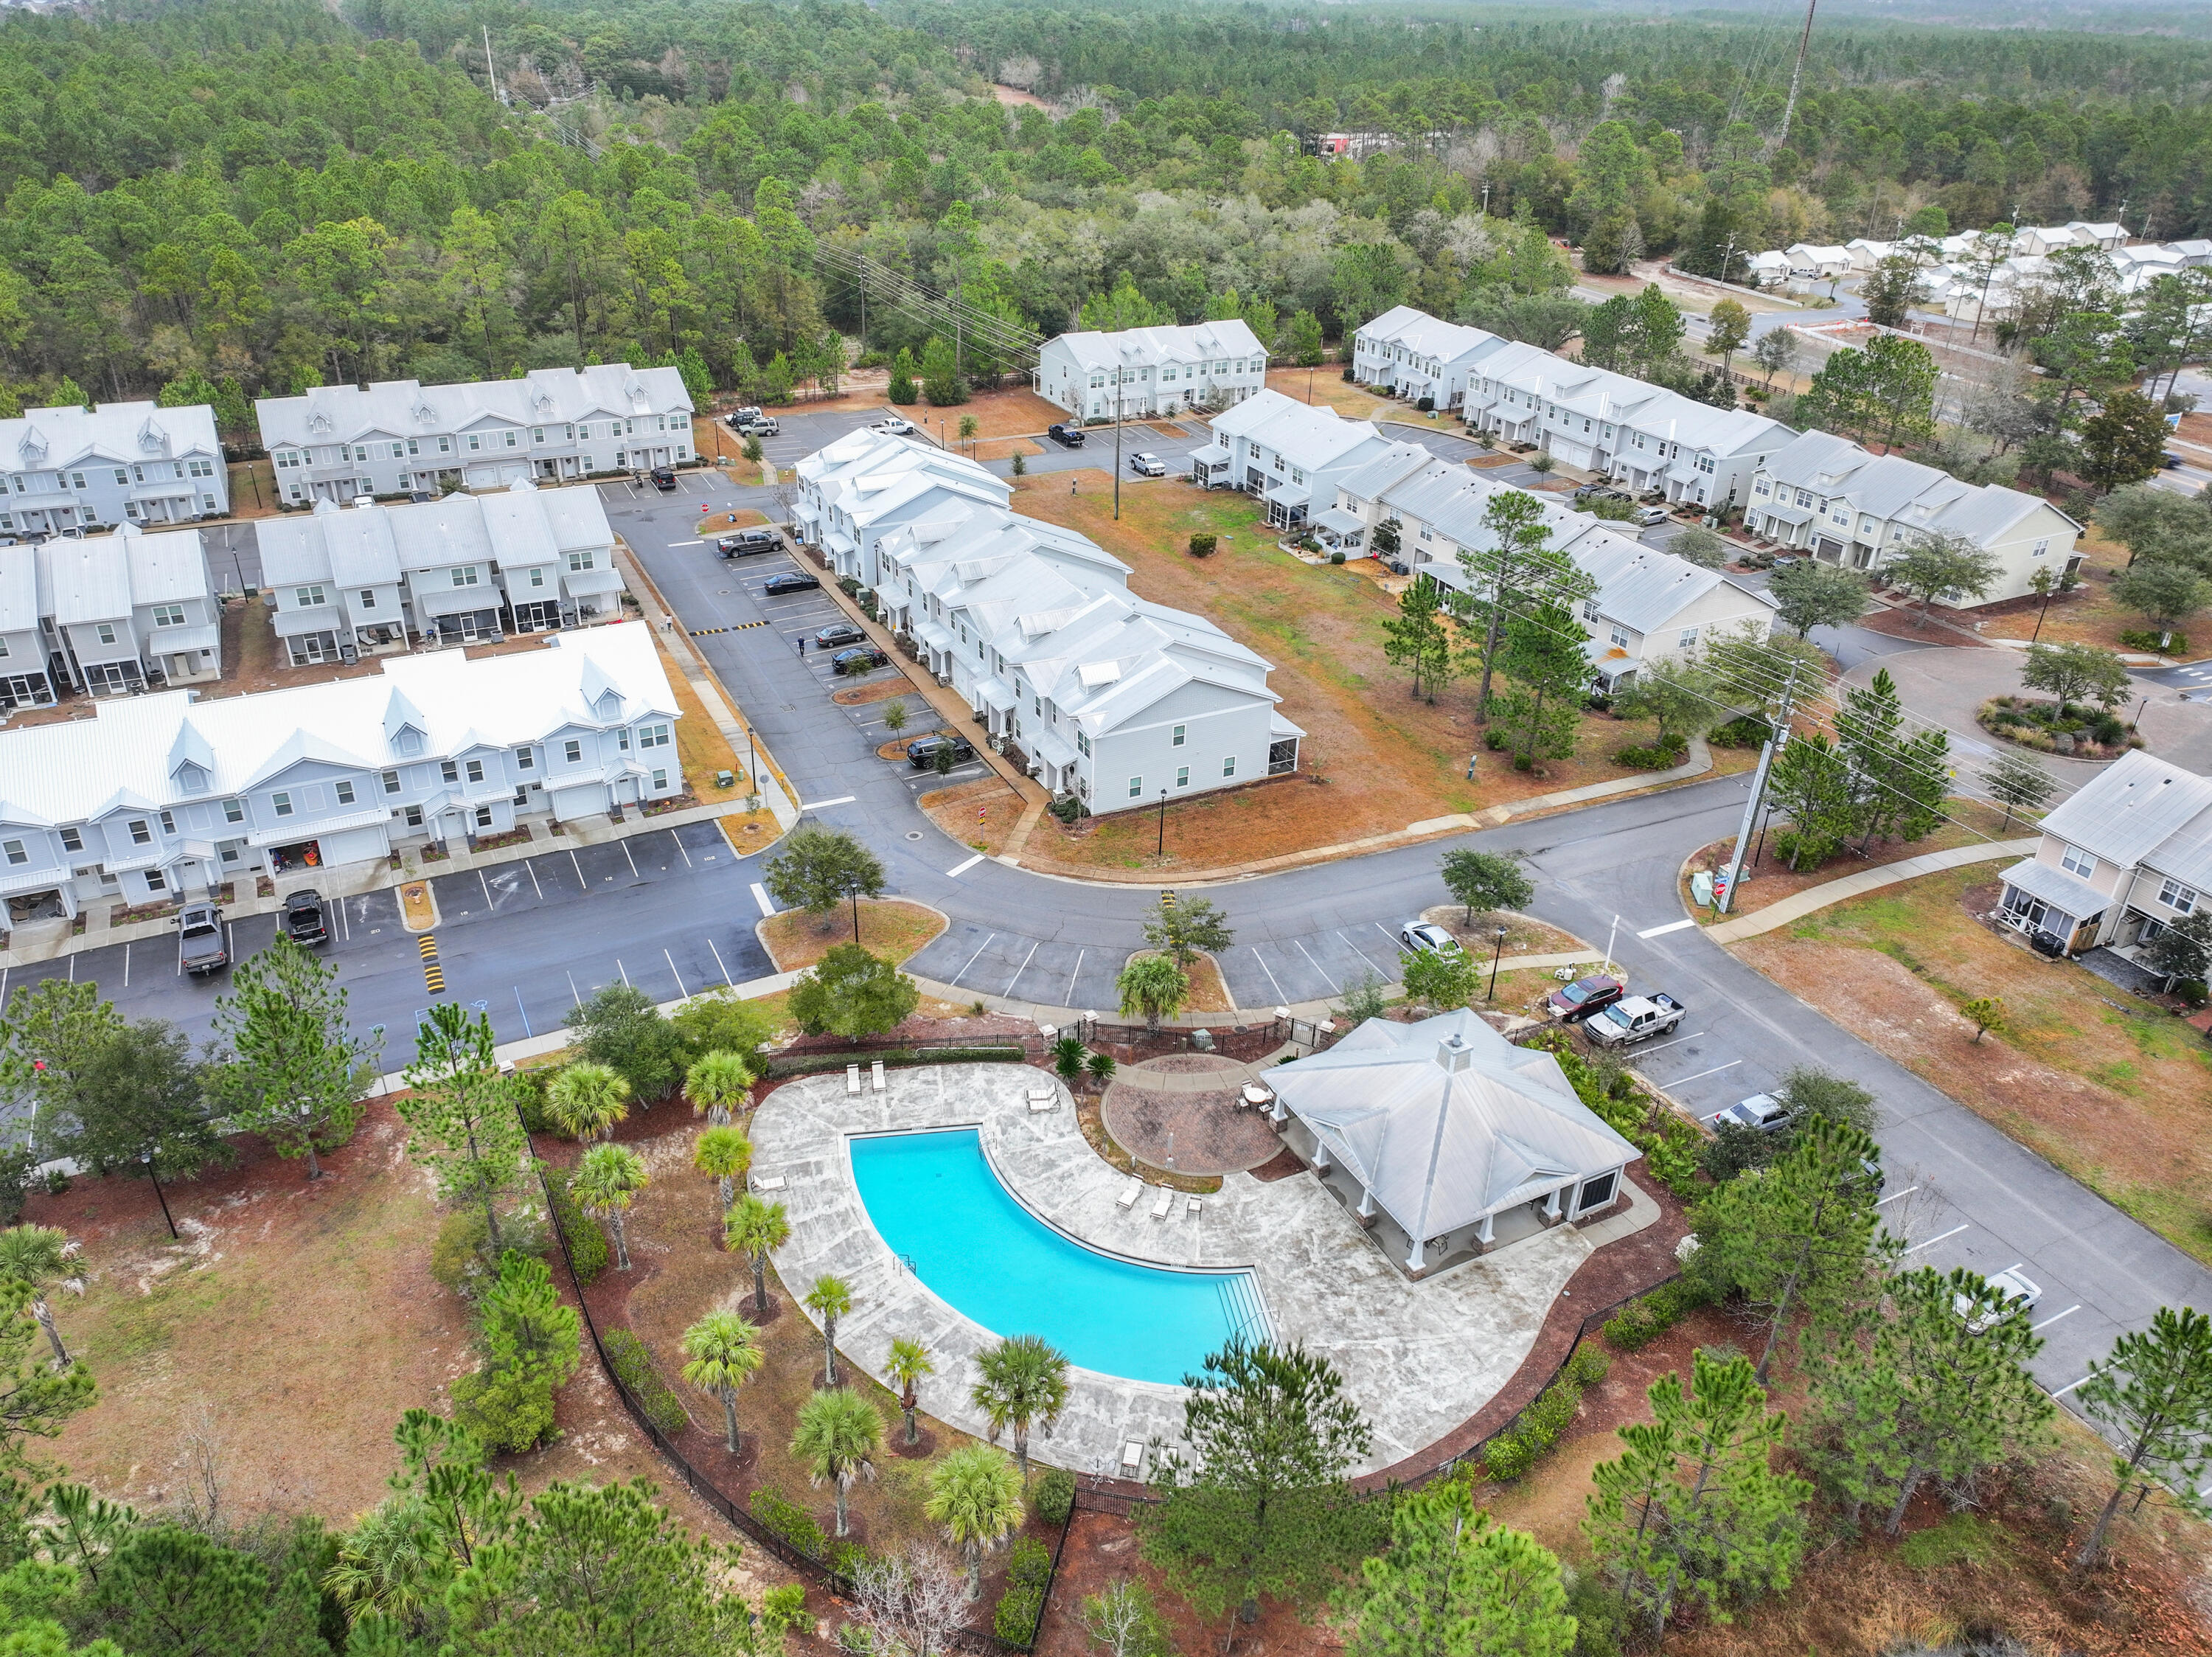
[1809,1267,2053,1534]
[844,1545,968,1657]
[207,934,376,1181]
[0,980,122,1156]
[1583,1349,1811,1636]
[887,1335,936,1448]
[726,1193,791,1317]
[2074,1306,2212,1571]
[1706,299,1751,378]
[787,945,919,1039]
[2112,559,2212,645]
[1692,1116,1891,1380]
[1767,731,1857,868]
[0,1227,80,1369]
[1079,1580,1173,1657]
[970,1333,1069,1481]
[888,347,918,405]
[670,993,777,1072]
[47,1017,229,1198]
[1882,534,2003,623]
[399,1003,529,1257]
[680,1310,765,1454]
[1775,1067,1879,1135]
[2139,911,2212,990]
[1380,578,1455,702]
[1399,948,1479,1010]
[919,335,967,406]
[571,1142,647,1272]
[1286,310,1325,368]
[1980,748,2058,829]
[1800,347,1879,442]
[925,1445,1026,1599]
[1615,656,1725,748]
[805,1274,853,1387]
[1336,1481,1575,1657]
[2079,389,2170,492]
[1492,600,1589,767]
[89,1523,283,1656]
[0,1277,97,1547]
[693,1125,752,1213]
[684,1049,754,1128]
[565,983,688,1102]
[544,1062,630,1144]
[1143,1339,1375,1630]
[1960,996,2006,1043]
[1439,848,1534,924]
[1667,525,1730,569]
[1455,490,1593,725]
[1116,955,1189,1032]
[1836,667,1948,849]
[2022,640,2133,710]
[1861,256,1930,329]
[1766,560,1869,639]
[1332,243,1407,333]
[1752,327,1798,389]
[480,1251,581,1391]
[791,1387,882,1538]
[2093,483,2212,569]
[1141,895,1233,970]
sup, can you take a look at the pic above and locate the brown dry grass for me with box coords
[1677,798,2025,923]
[1265,366,1391,420]
[832,675,917,708]
[224,459,279,521]
[1980,524,2210,659]
[920,777,1025,855]
[894,387,1066,442]
[1735,866,2212,1263]
[760,899,946,972]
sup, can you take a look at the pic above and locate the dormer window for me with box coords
[395,729,424,757]
[176,762,206,793]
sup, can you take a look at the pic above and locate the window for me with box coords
[2031,538,2051,557]
[145,869,165,892]
[2060,844,2096,878]
[465,760,485,785]
[1677,626,1699,650]
[1610,624,1630,648]
[70,472,86,490]
[407,439,420,456]
[296,585,326,608]
[529,568,546,588]
[1,839,23,866]
[359,589,377,610]
[1172,723,1186,747]
[1128,776,1143,798]
[381,769,400,794]
[441,761,459,783]
[60,827,82,852]
[467,434,481,451]
[566,551,594,572]
[1222,755,1237,777]
[159,810,175,836]
[152,603,185,627]
[2159,878,2197,914]
[1582,599,1601,622]
[533,428,545,444]
[450,566,478,588]
[437,437,451,454]
[403,805,424,829]
[475,806,494,829]
[1076,730,1091,757]
[335,780,356,805]
[94,623,116,645]
[129,819,151,844]
[617,729,630,751]
[1753,479,1770,498]
[638,723,671,749]
[503,432,517,448]
[272,792,293,817]
[1176,766,1189,788]
[563,739,582,764]
[1577,1171,1618,1212]
[515,746,535,771]
[222,799,244,824]
[650,768,667,791]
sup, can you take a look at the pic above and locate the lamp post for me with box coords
[1157,788,1169,858]
[140,1148,177,1240]
[848,877,863,942]
[1487,925,1509,1001]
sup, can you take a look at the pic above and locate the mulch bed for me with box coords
[1248,1145,1307,1183]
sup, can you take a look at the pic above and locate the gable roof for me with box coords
[1045,318,1265,372]
[255,364,690,451]
[2,400,220,473]
[2039,749,2212,886]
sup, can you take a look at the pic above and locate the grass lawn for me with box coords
[1734,865,2212,1265]
[1264,365,1392,420]
[1677,797,2028,925]
[1005,473,1692,872]
[1980,524,2211,660]
[761,898,946,972]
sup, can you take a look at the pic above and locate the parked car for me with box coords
[736,415,780,437]
[906,733,976,769]
[814,621,866,648]
[762,571,821,595]
[832,644,888,674]
[1633,504,1670,527]
[1583,993,1687,1048]
[1046,423,1086,448]
[1712,1092,1795,1133]
[1573,484,1631,505]
[282,889,330,946]
[716,529,781,557]
[648,465,677,490]
[725,405,763,428]
[1545,973,1625,1023]
[177,904,229,977]
[870,415,916,436]
[2161,451,2183,470]
[1129,452,1166,477]
[1955,1266,2042,1333]
[1397,921,1464,957]
[1767,552,1808,570]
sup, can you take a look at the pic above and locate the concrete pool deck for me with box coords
[751,1063,1641,1477]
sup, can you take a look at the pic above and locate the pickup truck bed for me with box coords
[1583,992,1686,1048]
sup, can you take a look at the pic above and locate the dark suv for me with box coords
[832,644,889,674]
[282,889,330,945]
[906,733,977,769]
[814,621,866,648]
[648,465,677,490]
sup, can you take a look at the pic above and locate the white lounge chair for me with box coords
[1027,1093,1056,1114]
[755,1174,787,1192]
[1116,1178,1142,1209]
[870,1059,887,1091]
[1120,1440,1145,1474]
[1150,1187,1175,1220]
[846,1063,861,1095]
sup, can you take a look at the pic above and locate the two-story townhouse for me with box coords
[478,483,625,633]
[34,524,221,695]
[0,546,53,709]
[2065,221,2129,251]
[257,365,693,504]
[0,402,229,535]
[257,501,412,666]
[790,429,1011,590]
[1194,389,1397,530]
[1744,429,2082,606]
[1996,751,2212,958]
[1034,320,1267,423]
[1350,307,1512,410]
[0,622,681,920]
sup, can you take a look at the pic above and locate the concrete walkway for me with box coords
[1703,838,2038,944]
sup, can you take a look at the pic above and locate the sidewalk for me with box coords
[1702,838,2037,945]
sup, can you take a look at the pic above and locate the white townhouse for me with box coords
[1784,243,1852,280]
[1843,239,1899,273]
[1350,306,1513,411]
[791,430,1012,591]
[1996,751,2212,960]
[0,402,229,536]
[863,492,1301,810]
[1743,429,2082,606]
[1034,320,1267,423]
[0,548,44,709]
[257,482,623,664]
[1192,389,1397,531]
[2064,221,2128,251]
[0,622,681,921]
[7,524,224,701]
[257,365,693,505]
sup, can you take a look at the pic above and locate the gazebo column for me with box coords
[1355,1185,1377,1228]
[1406,1234,1427,1274]
[1543,1186,1564,1224]
[1477,1212,1495,1253]
[1311,1144,1331,1174]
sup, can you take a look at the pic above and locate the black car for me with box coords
[1046,423,1086,448]
[648,465,677,490]
[815,621,866,648]
[832,644,888,674]
[762,571,822,596]
[716,529,780,557]
[282,889,330,946]
[906,733,977,769]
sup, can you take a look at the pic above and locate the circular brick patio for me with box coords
[1102,1055,1285,1175]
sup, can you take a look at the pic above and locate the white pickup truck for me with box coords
[1583,993,1686,1049]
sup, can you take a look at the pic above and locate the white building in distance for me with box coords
[0,401,229,535]
[1034,320,1267,423]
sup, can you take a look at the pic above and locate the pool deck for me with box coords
[751,1064,1604,1479]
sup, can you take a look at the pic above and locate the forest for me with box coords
[1,0,2211,425]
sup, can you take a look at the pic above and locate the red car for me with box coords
[1545,973,1625,1023]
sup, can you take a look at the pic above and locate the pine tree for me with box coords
[887,347,918,406]
[1455,491,1595,726]
[2073,1305,2212,1571]
[1379,579,1453,701]
[399,1004,529,1255]
[1767,731,1856,868]
[1492,599,1590,766]
[208,936,377,1181]
[1338,1481,1575,1657]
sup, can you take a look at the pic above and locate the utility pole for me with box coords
[1113,370,1124,521]
[1717,661,1799,914]
[483,25,503,105]
[1773,0,1817,155]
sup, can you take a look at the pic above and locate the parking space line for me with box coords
[1292,939,1339,993]
[804,796,858,810]
[122,942,130,988]
[565,970,582,1007]
[708,937,733,985]
[1669,1060,1741,1087]
[948,933,998,987]
[1875,1184,1919,1206]
[1064,949,1085,1006]
[1335,929,1388,976]
[479,869,494,910]
[1004,939,1042,998]
[1248,945,1288,1004]
[1638,918,1697,938]
[675,833,693,869]
[2032,1305,2081,1333]
[513,987,532,1038]
[669,539,702,546]
[616,958,631,987]
[1902,1223,1970,1255]
[751,883,776,917]
[621,839,640,879]
[2052,1373,2092,1397]
[571,850,586,889]
[524,859,543,900]
[665,948,686,998]
[1632,1030,1706,1056]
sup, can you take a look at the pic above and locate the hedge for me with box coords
[750,1488,828,1560]
[761,1045,1027,1078]
[602,1328,689,1436]
[991,1536,1052,1644]
[1032,1466,1077,1525]
[1517,1030,1703,1197]
[1612,735,1688,771]
[2120,628,2188,654]
[1601,1279,1710,1352]
[544,1166,610,1287]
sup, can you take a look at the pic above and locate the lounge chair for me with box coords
[1027,1090,1056,1114]
[754,1174,787,1192]
[1116,1178,1142,1209]
[1186,1195,1203,1216]
[870,1059,887,1091]
[1120,1440,1145,1474]
[1150,1187,1174,1220]
[846,1063,861,1096]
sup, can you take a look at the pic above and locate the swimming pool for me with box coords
[849,1128,1261,1386]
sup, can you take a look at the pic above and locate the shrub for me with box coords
[1562,1569,1630,1657]
[2120,628,2188,654]
[759,1583,814,1638]
[751,1488,829,1560]
[1771,828,1840,870]
[1481,1373,1583,1481]
[832,1540,872,1581]
[1340,366,1354,381]
[1416,395,1435,412]
[450,1364,557,1453]
[1562,1344,1612,1386]
[1007,1535,1051,1591]
[2177,979,2209,1008]
[1708,714,1773,749]
[1601,1279,1709,1351]
[1529,453,1556,473]
[1032,1465,1077,1525]
[1187,533,1217,558]
[545,1167,610,1287]
[602,1328,689,1437]
[1329,549,1346,564]
[431,1205,547,1300]
[1611,738,1686,771]
[512,1068,558,1133]
[994,1586,1044,1645]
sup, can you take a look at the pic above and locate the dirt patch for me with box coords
[1981,526,2209,659]
[1416,906,1587,958]
[761,899,946,972]
[832,675,917,707]
[973,435,1040,462]
[896,387,1068,442]
[1102,1082,1286,1176]
[920,777,1025,855]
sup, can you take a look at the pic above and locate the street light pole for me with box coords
[1113,375,1124,521]
[1487,925,1508,1001]
[849,879,862,942]
[140,1149,177,1240]
[1157,788,1169,857]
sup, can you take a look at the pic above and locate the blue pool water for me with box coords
[849,1129,1258,1385]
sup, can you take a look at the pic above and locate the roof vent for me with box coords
[1436,1032,1474,1073]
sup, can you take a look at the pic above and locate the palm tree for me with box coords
[326,1496,440,1631]
[685,1049,754,1128]
[680,1310,765,1454]
[571,1142,648,1271]
[804,1274,854,1386]
[724,1194,790,1316]
[790,1387,882,1538]
[886,1335,935,1447]
[546,1062,630,1143]
[693,1125,752,1214]
[0,1226,81,1369]
[970,1334,1069,1481]
[924,1445,1025,1601]
[1116,955,1189,1033]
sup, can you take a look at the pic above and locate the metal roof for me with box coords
[1998,858,2109,923]
[2039,750,2212,885]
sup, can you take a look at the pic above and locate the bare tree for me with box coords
[842,1543,970,1657]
